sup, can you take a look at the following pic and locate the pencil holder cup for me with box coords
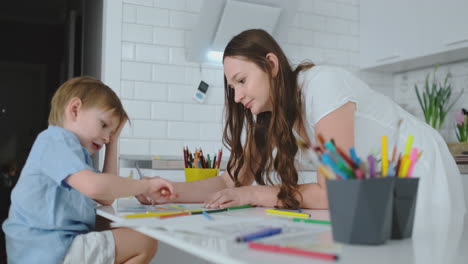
[184,168,219,182]
[326,177,394,245]
[391,177,419,239]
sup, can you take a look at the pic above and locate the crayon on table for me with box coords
[265,209,310,218]
[124,211,184,219]
[236,227,282,242]
[190,208,227,215]
[206,208,228,213]
[170,204,186,211]
[227,204,252,210]
[159,212,191,219]
[202,211,213,220]
[292,218,331,225]
[248,242,339,261]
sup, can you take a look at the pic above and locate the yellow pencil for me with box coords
[404,135,414,156]
[398,155,411,178]
[318,165,336,180]
[265,209,310,218]
[417,151,423,160]
[170,204,186,211]
[124,211,184,219]
[381,136,388,177]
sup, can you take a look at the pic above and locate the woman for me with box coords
[151,29,465,231]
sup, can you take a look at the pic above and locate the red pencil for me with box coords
[248,242,338,261]
[159,211,191,219]
[216,148,223,169]
[183,146,188,168]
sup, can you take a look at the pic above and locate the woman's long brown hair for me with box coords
[222,29,314,209]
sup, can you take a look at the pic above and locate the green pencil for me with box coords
[292,218,331,225]
[191,208,227,215]
[227,204,252,210]
[206,208,227,213]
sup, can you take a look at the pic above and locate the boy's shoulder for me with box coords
[37,126,79,144]
[32,126,83,158]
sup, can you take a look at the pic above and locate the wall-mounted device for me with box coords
[193,81,209,103]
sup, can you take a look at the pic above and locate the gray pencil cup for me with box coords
[391,178,419,239]
[326,177,394,245]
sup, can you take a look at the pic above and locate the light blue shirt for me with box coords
[2,126,97,263]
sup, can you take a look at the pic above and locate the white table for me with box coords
[97,199,468,264]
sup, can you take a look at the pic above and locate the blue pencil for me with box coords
[202,211,213,220]
[236,227,282,242]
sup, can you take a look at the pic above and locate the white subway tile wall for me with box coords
[119,0,395,157]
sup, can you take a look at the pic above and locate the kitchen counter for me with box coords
[119,155,316,171]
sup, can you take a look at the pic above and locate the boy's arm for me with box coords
[97,121,125,205]
[66,169,174,201]
[95,142,118,205]
[102,138,118,175]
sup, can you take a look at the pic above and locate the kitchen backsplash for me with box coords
[394,59,468,143]
[118,0,397,157]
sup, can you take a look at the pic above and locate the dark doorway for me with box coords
[0,0,102,262]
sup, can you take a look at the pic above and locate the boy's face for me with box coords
[68,107,120,155]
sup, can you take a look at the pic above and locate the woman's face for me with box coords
[224,56,272,115]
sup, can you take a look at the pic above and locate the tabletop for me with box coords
[97,198,468,264]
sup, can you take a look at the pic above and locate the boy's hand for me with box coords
[109,120,126,146]
[144,177,176,204]
[135,193,152,205]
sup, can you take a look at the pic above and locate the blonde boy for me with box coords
[2,76,174,263]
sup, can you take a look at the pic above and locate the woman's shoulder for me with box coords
[298,65,354,96]
[299,65,349,82]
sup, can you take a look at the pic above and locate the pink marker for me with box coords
[406,148,419,178]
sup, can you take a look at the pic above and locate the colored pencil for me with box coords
[265,209,310,218]
[248,242,339,261]
[292,218,331,225]
[159,212,191,219]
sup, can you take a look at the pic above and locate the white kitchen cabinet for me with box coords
[422,0,468,55]
[360,0,468,72]
[360,0,422,69]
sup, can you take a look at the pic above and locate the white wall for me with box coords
[117,0,395,157]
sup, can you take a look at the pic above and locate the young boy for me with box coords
[2,76,174,263]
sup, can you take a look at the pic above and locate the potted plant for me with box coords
[414,66,463,131]
[448,108,468,155]
[455,108,468,142]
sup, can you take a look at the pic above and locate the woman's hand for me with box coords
[203,186,255,209]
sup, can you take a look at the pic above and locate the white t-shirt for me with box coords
[298,65,465,235]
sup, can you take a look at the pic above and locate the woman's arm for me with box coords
[203,182,328,209]
[296,101,356,208]
[205,102,356,209]
[168,171,233,203]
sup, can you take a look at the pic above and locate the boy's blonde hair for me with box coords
[48,76,128,127]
